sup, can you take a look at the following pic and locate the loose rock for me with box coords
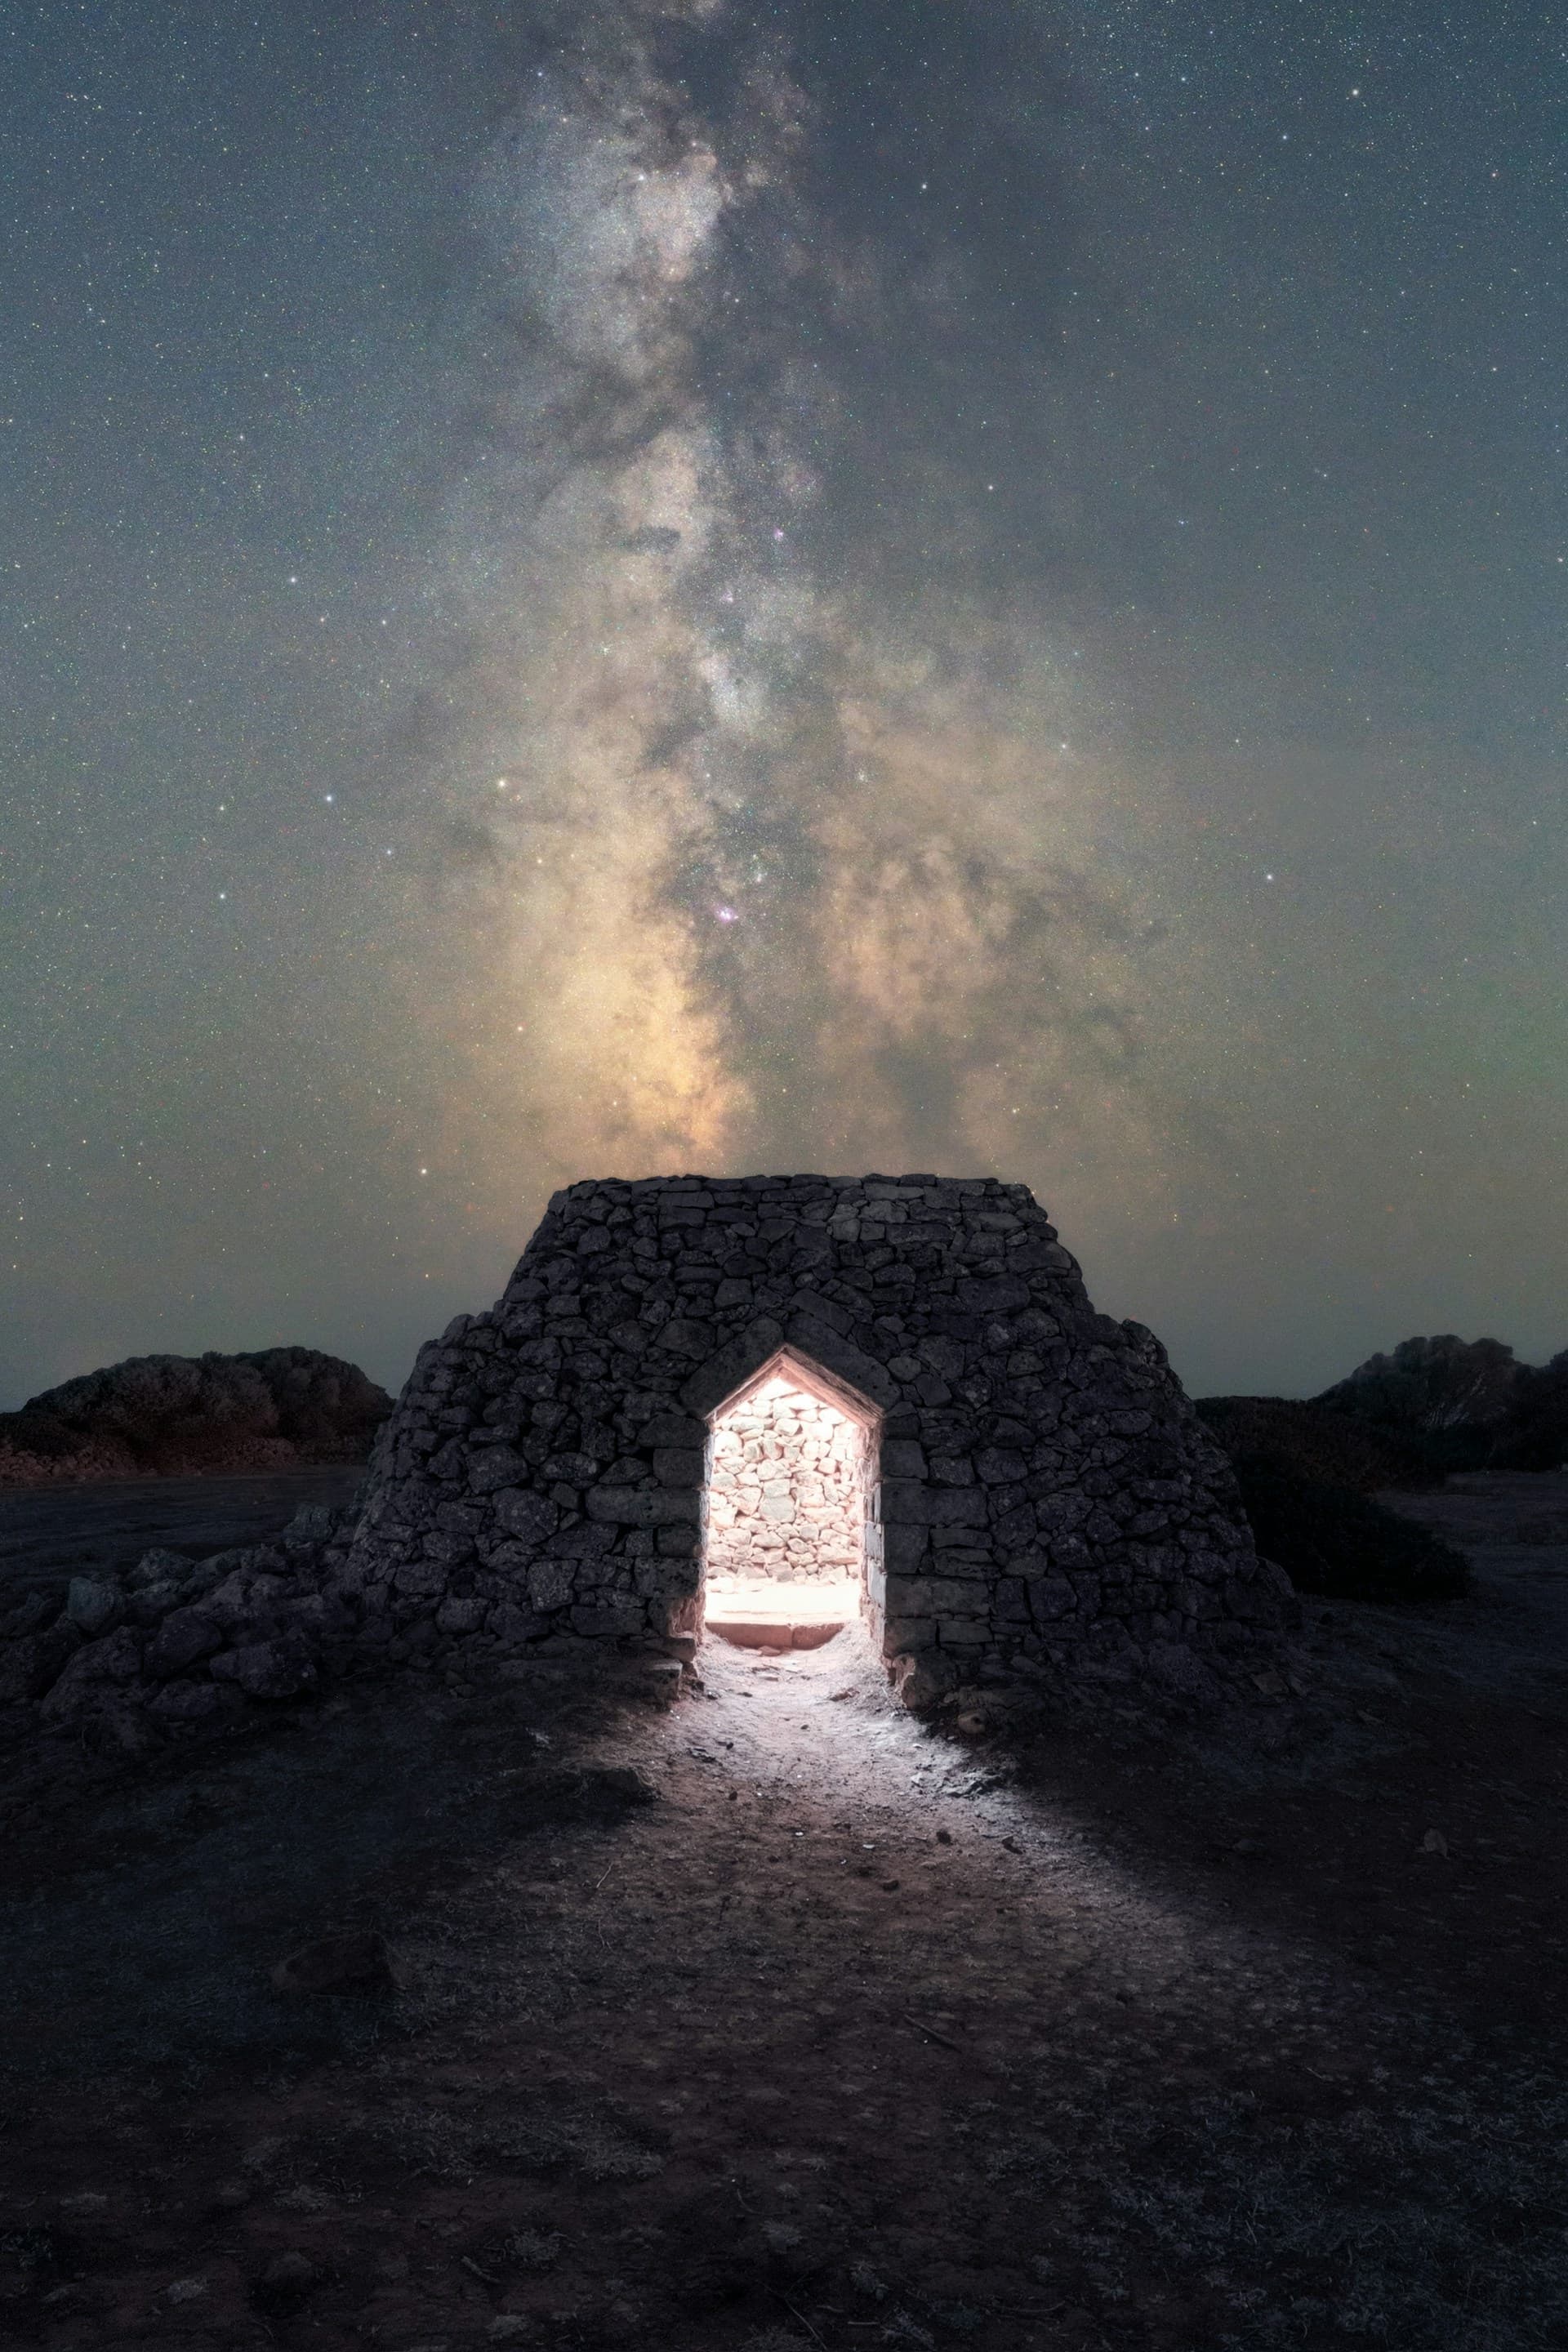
[270,1931,394,1996]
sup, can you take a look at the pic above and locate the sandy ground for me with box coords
[1,1475,1566,2350]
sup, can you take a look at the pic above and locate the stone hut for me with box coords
[347,1174,1293,1708]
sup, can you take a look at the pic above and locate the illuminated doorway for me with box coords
[698,1348,883,1657]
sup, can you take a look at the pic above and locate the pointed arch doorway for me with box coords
[697,1346,884,1659]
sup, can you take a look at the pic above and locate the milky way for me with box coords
[4,0,1563,1401]
[401,2,1167,1214]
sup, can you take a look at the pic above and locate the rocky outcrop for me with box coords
[1492,1349,1568,1472]
[0,1348,391,1487]
[1318,1334,1521,1432]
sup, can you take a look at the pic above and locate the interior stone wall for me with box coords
[341,1173,1298,1709]
[705,1377,865,1585]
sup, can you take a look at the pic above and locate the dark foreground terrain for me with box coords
[0,1469,368,1606]
[2,1476,1566,2350]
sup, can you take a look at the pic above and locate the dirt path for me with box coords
[2,1484,1567,2349]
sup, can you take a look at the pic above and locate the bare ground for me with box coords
[2,1474,1566,2351]
[0,1469,368,1606]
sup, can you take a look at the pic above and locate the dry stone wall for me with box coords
[706,1377,866,1585]
[342,1173,1296,1708]
[0,1174,1299,1750]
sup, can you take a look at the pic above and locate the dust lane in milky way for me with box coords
[2,1,1562,1403]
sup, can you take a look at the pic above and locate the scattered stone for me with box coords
[0,1620,81,1705]
[1515,1513,1568,1544]
[148,1680,234,1726]
[65,1578,122,1637]
[127,1548,194,1590]
[521,1763,662,1826]
[270,1930,394,1995]
[251,2249,318,2315]
[144,1606,225,1678]
[212,1634,317,1699]
[889,1655,951,1716]
[591,1762,661,1804]
[503,2229,562,2271]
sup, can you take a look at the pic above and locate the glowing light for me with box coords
[702,1356,881,1654]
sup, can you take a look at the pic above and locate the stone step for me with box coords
[702,1572,861,1651]
[705,1618,846,1652]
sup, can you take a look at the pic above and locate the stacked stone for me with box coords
[0,1504,359,1755]
[341,1173,1296,1707]
[0,1176,1300,1744]
[706,1377,866,1585]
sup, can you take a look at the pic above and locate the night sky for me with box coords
[3,1,1563,1411]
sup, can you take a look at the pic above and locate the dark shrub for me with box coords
[1232,1458,1470,1603]
[1489,1349,1568,1472]
[1194,1396,1438,1494]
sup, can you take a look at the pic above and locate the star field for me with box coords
[2,0,1562,1405]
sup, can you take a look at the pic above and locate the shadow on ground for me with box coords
[1,1478,1566,2349]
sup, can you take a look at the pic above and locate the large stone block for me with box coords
[525,1561,575,1611]
[639,1411,708,1449]
[586,1486,699,1526]
[394,1557,447,1597]
[884,1575,986,1619]
[882,1523,929,1573]
[467,1446,530,1494]
[679,1317,786,1415]
[436,1597,488,1634]
[653,1447,705,1486]
[544,1525,617,1558]
[1028,1576,1080,1621]
[653,1326,715,1364]
[494,1490,560,1544]
[145,1608,225,1679]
